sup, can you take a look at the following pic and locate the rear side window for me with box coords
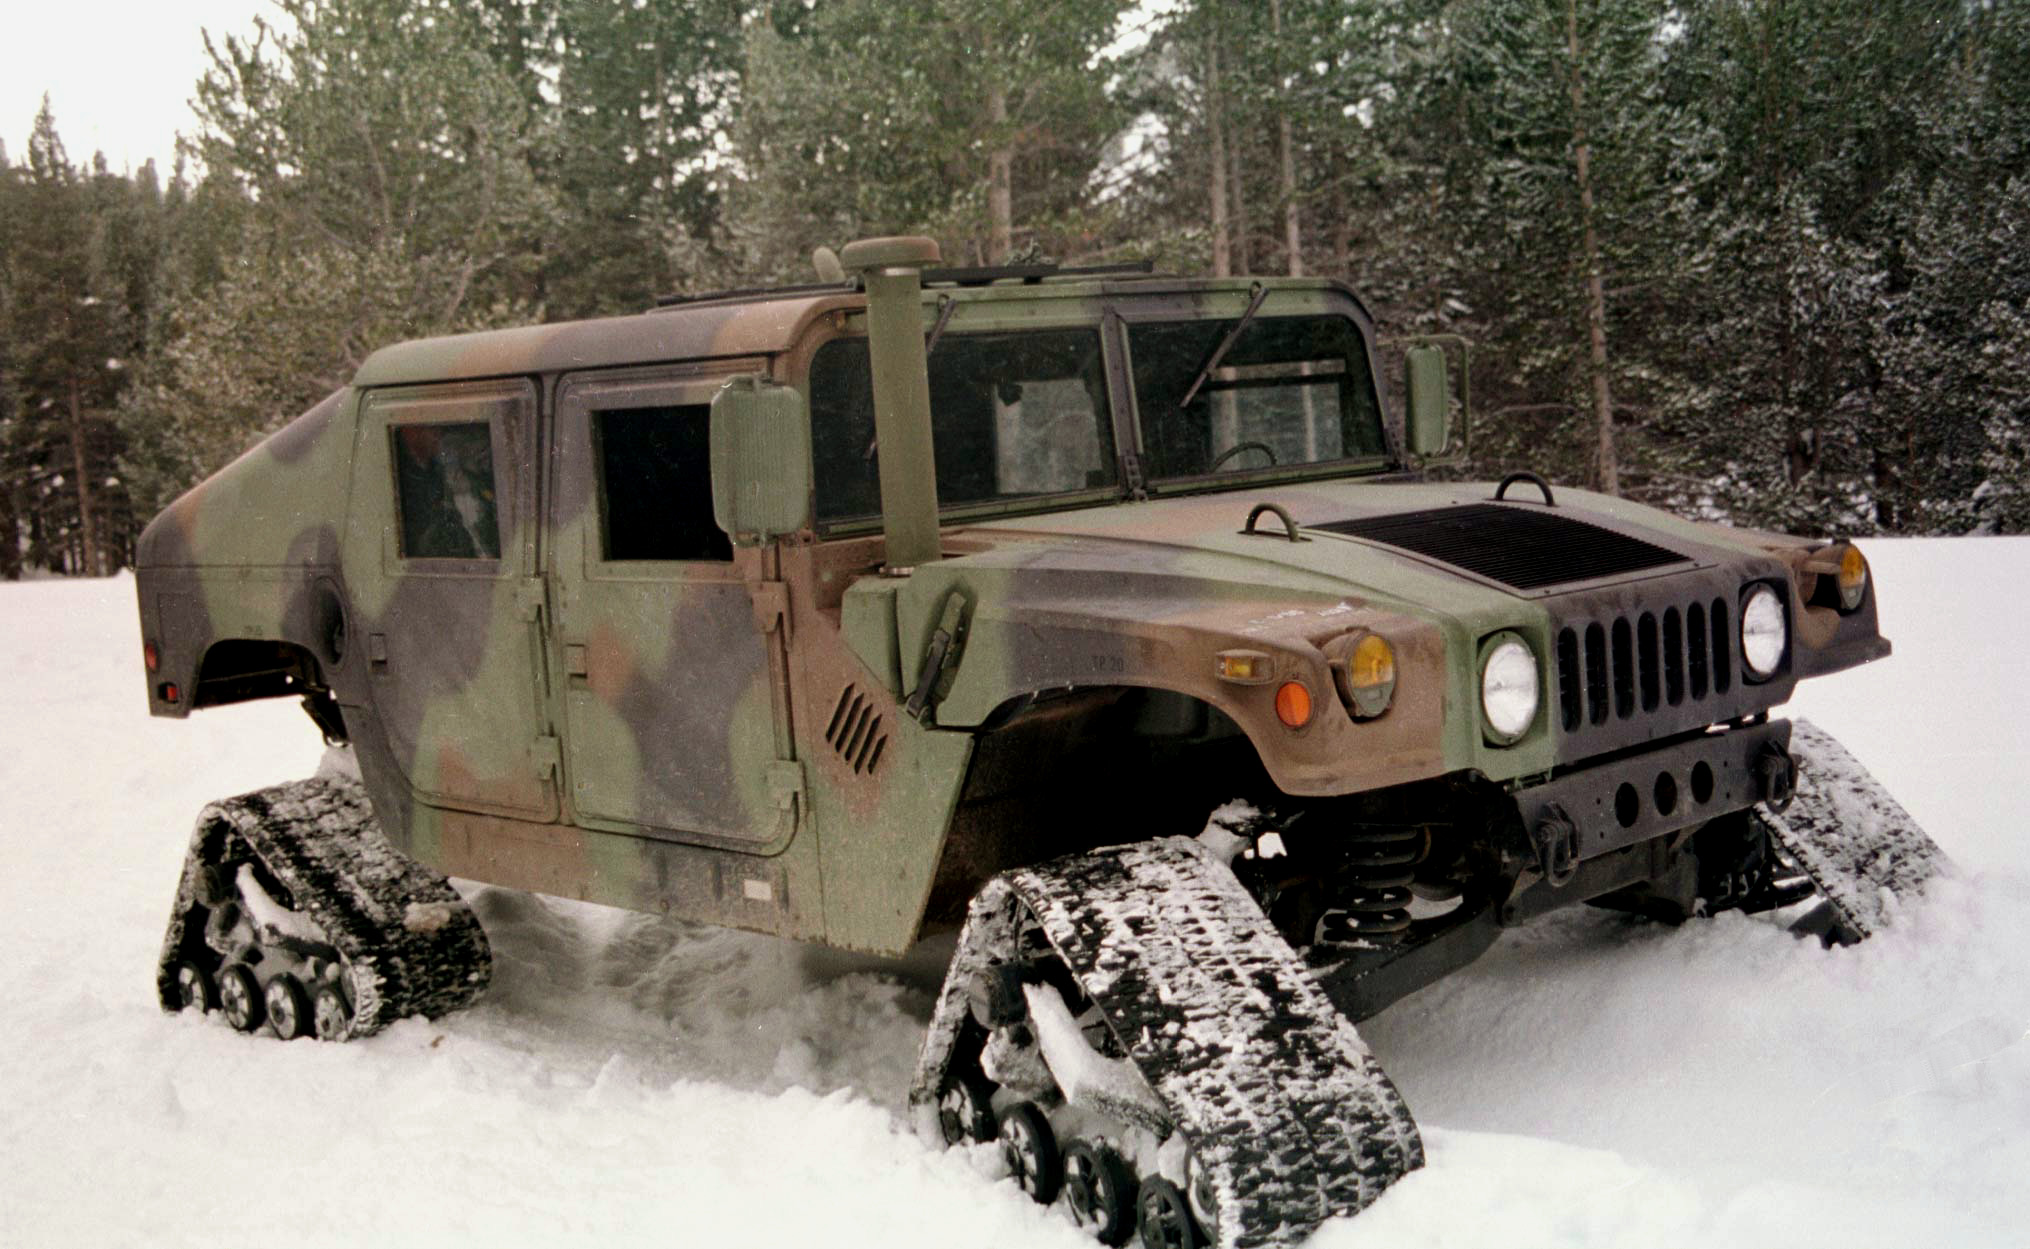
[392,422,500,560]
[595,404,730,561]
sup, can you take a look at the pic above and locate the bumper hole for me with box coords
[1614,782,1640,829]
[1690,761,1714,804]
[1653,772,1679,817]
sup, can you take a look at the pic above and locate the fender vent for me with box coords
[825,685,887,775]
[1313,503,1690,592]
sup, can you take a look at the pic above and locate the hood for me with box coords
[948,479,1763,611]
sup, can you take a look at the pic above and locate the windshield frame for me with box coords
[1112,287,1398,496]
[788,280,1401,539]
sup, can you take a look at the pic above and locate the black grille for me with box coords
[1313,503,1691,592]
[1555,598,1736,731]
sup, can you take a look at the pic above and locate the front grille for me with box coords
[1313,503,1691,592]
[1556,598,1736,731]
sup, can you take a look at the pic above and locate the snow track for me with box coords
[156,773,490,1035]
[914,839,1422,1247]
[1760,718,1951,940]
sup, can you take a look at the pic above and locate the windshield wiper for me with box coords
[1178,281,1268,411]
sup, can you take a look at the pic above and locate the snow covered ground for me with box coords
[3,539,2026,1248]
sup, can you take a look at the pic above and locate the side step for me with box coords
[156,774,491,1039]
[1757,718,1950,942]
[911,838,1422,1248]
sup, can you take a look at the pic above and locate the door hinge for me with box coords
[766,759,806,814]
[1122,450,1149,501]
[515,577,547,622]
[751,580,791,642]
[531,734,561,778]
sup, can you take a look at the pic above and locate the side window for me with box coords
[810,327,1116,523]
[392,421,501,560]
[594,404,731,561]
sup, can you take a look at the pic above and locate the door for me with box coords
[345,379,558,820]
[550,368,798,852]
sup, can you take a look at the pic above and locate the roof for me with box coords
[351,292,855,388]
[349,272,1371,390]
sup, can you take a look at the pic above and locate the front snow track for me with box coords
[911,838,1423,1248]
[1760,717,1951,941]
[156,774,491,1039]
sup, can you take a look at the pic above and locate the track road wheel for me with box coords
[1062,1141,1138,1245]
[265,974,312,1040]
[218,964,264,1033]
[1136,1178,1202,1249]
[937,1072,997,1146]
[173,960,216,1013]
[998,1102,1063,1204]
[313,984,354,1042]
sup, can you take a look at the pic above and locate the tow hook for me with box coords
[1533,803,1580,887]
[1756,741,1799,812]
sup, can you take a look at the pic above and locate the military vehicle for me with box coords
[137,235,1944,1247]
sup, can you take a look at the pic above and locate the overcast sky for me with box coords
[2,1,270,173]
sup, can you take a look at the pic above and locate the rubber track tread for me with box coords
[1757,718,1950,941]
[912,838,1421,1248]
[155,775,490,1036]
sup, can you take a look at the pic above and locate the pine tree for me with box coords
[3,101,131,575]
[735,0,1128,279]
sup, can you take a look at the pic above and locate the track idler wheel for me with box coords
[1135,1177,1203,1249]
[312,983,354,1042]
[172,960,216,1013]
[998,1102,1064,1204]
[1062,1141,1138,1246]
[936,1072,997,1146]
[264,973,312,1040]
[218,963,265,1033]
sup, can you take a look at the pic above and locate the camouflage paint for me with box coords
[135,269,1891,959]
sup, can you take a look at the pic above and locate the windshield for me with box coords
[811,328,1116,524]
[1129,315,1386,481]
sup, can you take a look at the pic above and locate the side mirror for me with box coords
[1405,344,1453,457]
[710,376,813,546]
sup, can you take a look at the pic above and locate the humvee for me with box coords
[137,236,1943,1247]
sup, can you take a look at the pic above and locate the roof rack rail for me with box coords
[920,260,1158,286]
[652,280,854,310]
[651,259,1161,309]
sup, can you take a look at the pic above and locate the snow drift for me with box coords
[2,538,2025,1247]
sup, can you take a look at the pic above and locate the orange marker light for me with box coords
[1837,545,1867,610]
[1275,681,1313,728]
[144,641,160,672]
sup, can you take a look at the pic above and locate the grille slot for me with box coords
[824,684,888,775]
[1710,599,1733,693]
[1556,595,1741,735]
[1688,603,1709,698]
[1313,503,1691,592]
[1662,608,1684,706]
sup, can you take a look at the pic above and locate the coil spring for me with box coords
[1319,826,1425,944]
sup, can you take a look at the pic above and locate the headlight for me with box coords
[1740,584,1786,678]
[1480,634,1539,743]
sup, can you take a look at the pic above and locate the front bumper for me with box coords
[1511,719,1791,878]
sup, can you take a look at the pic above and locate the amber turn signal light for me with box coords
[1837,544,1867,610]
[1215,649,1275,685]
[144,640,160,672]
[1275,681,1313,728]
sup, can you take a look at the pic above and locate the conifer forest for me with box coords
[1,0,2025,578]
